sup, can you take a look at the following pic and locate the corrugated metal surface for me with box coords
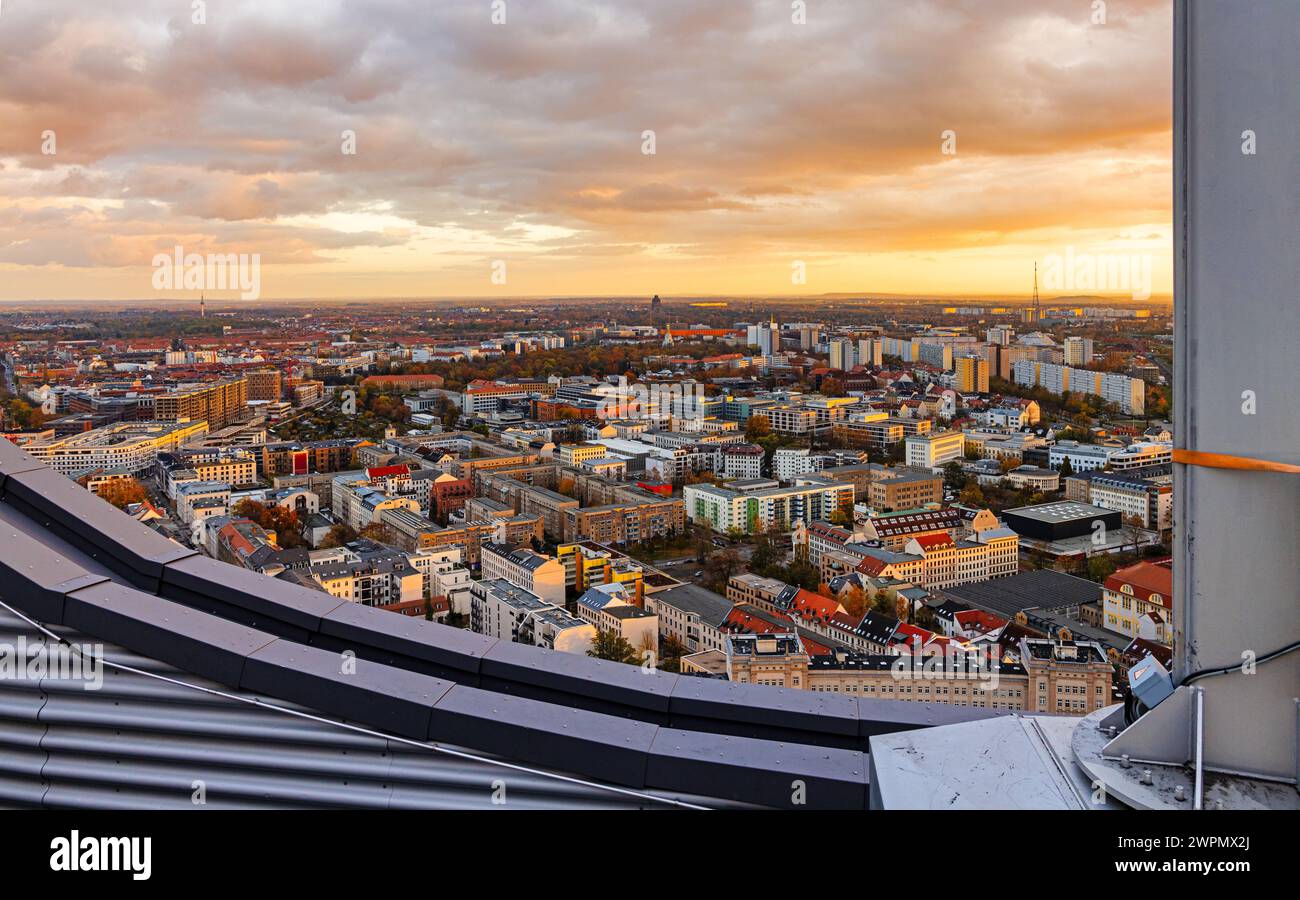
[0,609,734,810]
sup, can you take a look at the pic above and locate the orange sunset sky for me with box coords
[0,0,1173,302]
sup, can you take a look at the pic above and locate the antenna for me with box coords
[1032,263,1040,322]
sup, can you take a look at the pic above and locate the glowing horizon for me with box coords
[0,0,1173,302]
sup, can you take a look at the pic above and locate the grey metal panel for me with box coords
[479,638,677,719]
[668,675,860,748]
[0,511,108,623]
[241,639,451,741]
[0,437,47,489]
[1173,0,1300,781]
[63,581,277,687]
[0,610,742,809]
[646,727,869,811]
[855,698,1005,739]
[4,467,196,588]
[428,684,659,788]
[161,554,347,640]
[314,598,498,681]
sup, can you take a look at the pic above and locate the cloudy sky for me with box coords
[0,0,1172,301]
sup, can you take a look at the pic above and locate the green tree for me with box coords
[1086,555,1118,583]
[658,633,687,673]
[703,547,742,593]
[588,629,640,665]
[942,461,967,491]
[871,590,897,618]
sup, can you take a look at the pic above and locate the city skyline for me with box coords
[0,0,1172,301]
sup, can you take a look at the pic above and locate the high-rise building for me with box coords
[154,378,249,428]
[954,355,990,393]
[828,338,855,371]
[246,369,283,402]
[1063,336,1095,366]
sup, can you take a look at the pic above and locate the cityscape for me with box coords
[0,0,1293,875]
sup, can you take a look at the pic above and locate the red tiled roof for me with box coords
[913,533,955,551]
[1104,560,1173,607]
[856,556,893,577]
[954,609,1006,635]
[789,589,842,622]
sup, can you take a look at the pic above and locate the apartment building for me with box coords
[155,378,249,428]
[555,541,646,603]
[763,405,819,435]
[1012,360,1145,415]
[24,420,210,476]
[1063,336,1095,366]
[718,443,764,479]
[416,515,544,566]
[260,439,361,477]
[559,442,608,466]
[407,547,473,615]
[332,471,423,531]
[860,507,969,551]
[954,355,990,393]
[565,496,684,544]
[480,542,566,606]
[574,583,658,655]
[245,369,283,402]
[684,477,853,534]
[162,449,258,493]
[310,545,424,607]
[725,573,791,610]
[902,520,1019,590]
[830,413,919,450]
[470,578,595,654]
[175,481,231,526]
[645,583,732,654]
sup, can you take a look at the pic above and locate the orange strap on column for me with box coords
[1173,448,1300,474]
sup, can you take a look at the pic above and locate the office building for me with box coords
[904,430,965,470]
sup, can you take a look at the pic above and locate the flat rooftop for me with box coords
[1003,501,1116,524]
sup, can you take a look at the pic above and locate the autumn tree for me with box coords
[318,523,358,549]
[233,499,306,548]
[744,415,771,442]
[358,521,399,546]
[97,478,148,510]
[841,585,869,618]
[820,377,847,398]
